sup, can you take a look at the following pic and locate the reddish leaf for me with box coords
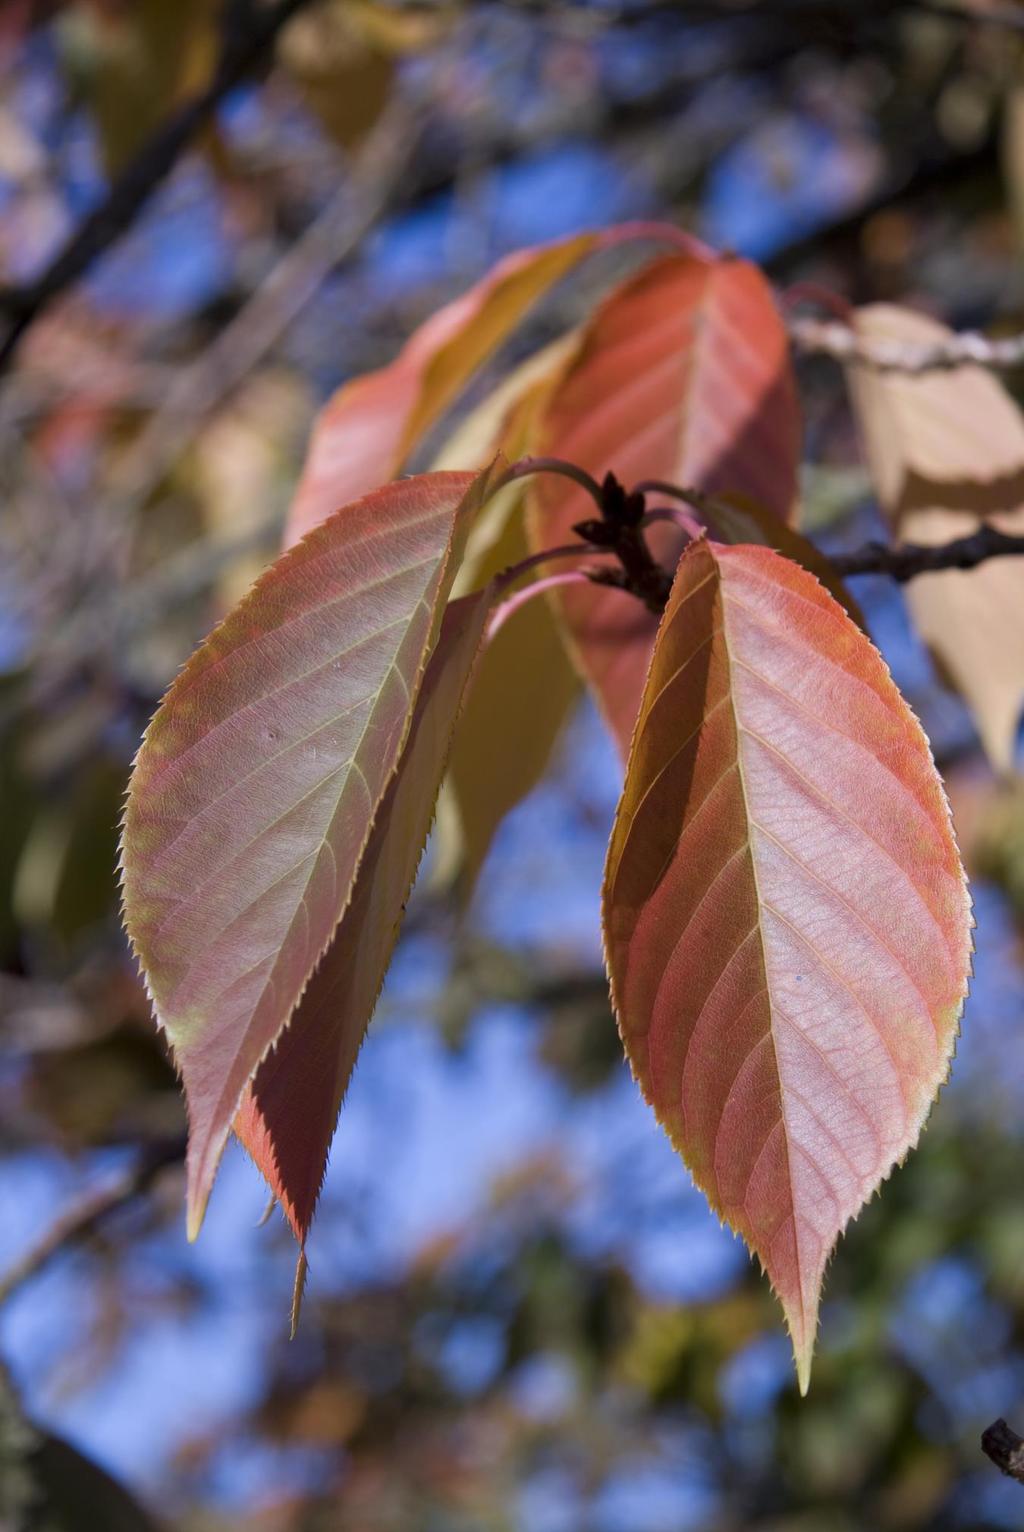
[603,539,972,1390]
[283,232,603,548]
[235,586,497,1246]
[528,251,800,756]
[122,468,496,1236]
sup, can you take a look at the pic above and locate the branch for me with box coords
[0,0,318,375]
[0,1136,186,1305]
[790,314,1024,372]
[983,1419,1024,1485]
[519,471,1024,609]
[830,524,1024,580]
[510,0,1024,31]
[912,0,1024,29]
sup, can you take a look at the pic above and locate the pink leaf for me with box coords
[603,538,972,1390]
[283,233,602,548]
[121,468,497,1236]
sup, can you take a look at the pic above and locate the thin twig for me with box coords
[789,314,1024,372]
[0,0,319,375]
[0,1137,186,1306]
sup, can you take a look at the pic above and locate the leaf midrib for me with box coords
[718,566,807,1338]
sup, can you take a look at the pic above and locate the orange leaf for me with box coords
[529,251,800,757]
[603,539,972,1390]
[283,233,602,548]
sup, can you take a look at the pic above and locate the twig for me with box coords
[0,1136,186,1306]
[0,0,318,375]
[982,1418,1024,1485]
[789,314,1024,372]
[830,523,1024,579]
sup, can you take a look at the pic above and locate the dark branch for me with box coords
[831,524,1024,581]
[525,468,1024,609]
[0,0,317,376]
[982,1419,1024,1485]
[510,0,1024,32]
[623,479,1024,585]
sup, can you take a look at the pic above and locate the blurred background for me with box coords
[1,2,1024,1528]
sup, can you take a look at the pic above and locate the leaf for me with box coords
[278,0,400,152]
[438,507,580,896]
[13,759,125,949]
[283,229,626,548]
[431,336,582,893]
[189,368,313,607]
[528,250,800,758]
[846,303,1024,772]
[603,538,972,1391]
[121,467,497,1237]
[235,585,497,1247]
[59,0,216,177]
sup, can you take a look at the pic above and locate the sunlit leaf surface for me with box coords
[530,251,800,756]
[603,539,972,1390]
[122,469,495,1235]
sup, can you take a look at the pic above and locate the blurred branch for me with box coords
[109,103,416,510]
[507,0,1024,32]
[0,0,319,376]
[12,105,417,709]
[831,524,1024,579]
[982,1418,1024,1485]
[0,1136,186,1307]
[912,0,1024,27]
[790,315,1024,371]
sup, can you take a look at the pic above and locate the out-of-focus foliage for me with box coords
[0,0,1023,1527]
[845,302,1024,773]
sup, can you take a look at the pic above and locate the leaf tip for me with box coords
[185,1195,206,1244]
[775,1278,819,1398]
